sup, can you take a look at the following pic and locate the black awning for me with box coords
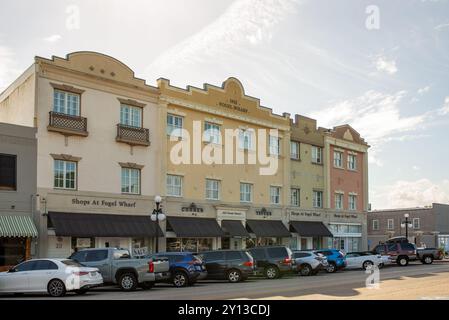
[290,221,333,237]
[221,220,250,237]
[246,220,291,237]
[167,217,225,237]
[48,212,163,237]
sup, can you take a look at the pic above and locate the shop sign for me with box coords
[72,197,136,208]
[220,211,244,216]
[256,207,272,217]
[181,203,204,213]
[334,213,358,219]
[133,247,148,257]
[76,238,91,248]
[291,211,321,217]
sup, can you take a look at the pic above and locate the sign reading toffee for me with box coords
[256,207,272,217]
[218,98,248,113]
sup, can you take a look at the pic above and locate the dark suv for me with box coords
[248,246,293,279]
[200,250,255,283]
[151,252,206,287]
[372,242,417,266]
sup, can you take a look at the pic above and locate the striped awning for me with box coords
[0,215,38,238]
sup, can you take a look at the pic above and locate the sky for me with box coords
[1,0,448,209]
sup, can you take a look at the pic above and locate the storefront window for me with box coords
[71,237,95,252]
[0,238,26,266]
[166,238,213,252]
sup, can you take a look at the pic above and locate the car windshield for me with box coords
[61,260,83,267]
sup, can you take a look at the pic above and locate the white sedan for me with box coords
[345,252,383,270]
[0,258,103,297]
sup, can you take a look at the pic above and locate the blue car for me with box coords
[152,252,207,287]
[313,249,347,273]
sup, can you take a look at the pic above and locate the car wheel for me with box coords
[140,282,154,290]
[362,261,374,270]
[47,279,66,297]
[422,256,433,264]
[227,269,242,283]
[74,289,88,295]
[299,264,312,276]
[378,263,384,269]
[326,263,336,273]
[173,271,188,288]
[119,273,138,291]
[397,256,409,266]
[264,266,279,279]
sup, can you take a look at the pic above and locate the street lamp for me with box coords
[400,213,413,240]
[150,195,166,253]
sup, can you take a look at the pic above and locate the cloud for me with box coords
[309,90,427,165]
[371,179,449,209]
[43,34,62,43]
[438,97,449,115]
[146,0,300,75]
[434,22,449,30]
[0,44,19,92]
[372,54,398,75]
[417,85,431,95]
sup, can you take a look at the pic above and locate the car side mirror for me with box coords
[8,268,17,273]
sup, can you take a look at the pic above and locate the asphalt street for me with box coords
[1,261,448,300]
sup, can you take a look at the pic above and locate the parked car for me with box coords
[200,250,255,283]
[69,247,170,291]
[150,252,206,287]
[372,242,418,266]
[345,252,383,270]
[416,247,442,264]
[292,251,328,276]
[248,246,293,279]
[0,258,103,297]
[313,249,347,273]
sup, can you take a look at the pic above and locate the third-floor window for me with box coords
[167,114,183,137]
[53,90,80,116]
[290,141,300,160]
[204,122,221,144]
[311,146,322,164]
[348,154,357,170]
[120,104,142,128]
[334,151,343,168]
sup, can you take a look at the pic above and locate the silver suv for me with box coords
[292,251,328,276]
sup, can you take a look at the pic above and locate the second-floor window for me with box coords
[240,183,252,202]
[269,136,280,156]
[335,193,343,210]
[121,167,140,194]
[313,190,323,208]
[348,154,357,170]
[0,154,16,191]
[348,195,357,211]
[387,219,394,230]
[334,151,343,168]
[204,122,221,144]
[120,104,142,128]
[372,219,379,231]
[311,146,322,164]
[54,160,76,190]
[239,130,254,150]
[167,114,183,137]
[205,179,220,200]
[290,141,300,160]
[413,218,420,229]
[167,174,182,197]
[270,186,281,204]
[53,90,80,116]
[291,188,300,207]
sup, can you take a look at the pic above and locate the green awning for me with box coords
[0,215,38,238]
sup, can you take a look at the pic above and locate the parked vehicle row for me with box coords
[0,237,443,297]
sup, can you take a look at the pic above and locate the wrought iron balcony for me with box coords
[116,124,150,146]
[47,111,88,136]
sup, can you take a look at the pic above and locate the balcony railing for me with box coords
[116,124,150,146]
[47,111,88,136]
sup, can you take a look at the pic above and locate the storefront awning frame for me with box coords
[0,215,38,238]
